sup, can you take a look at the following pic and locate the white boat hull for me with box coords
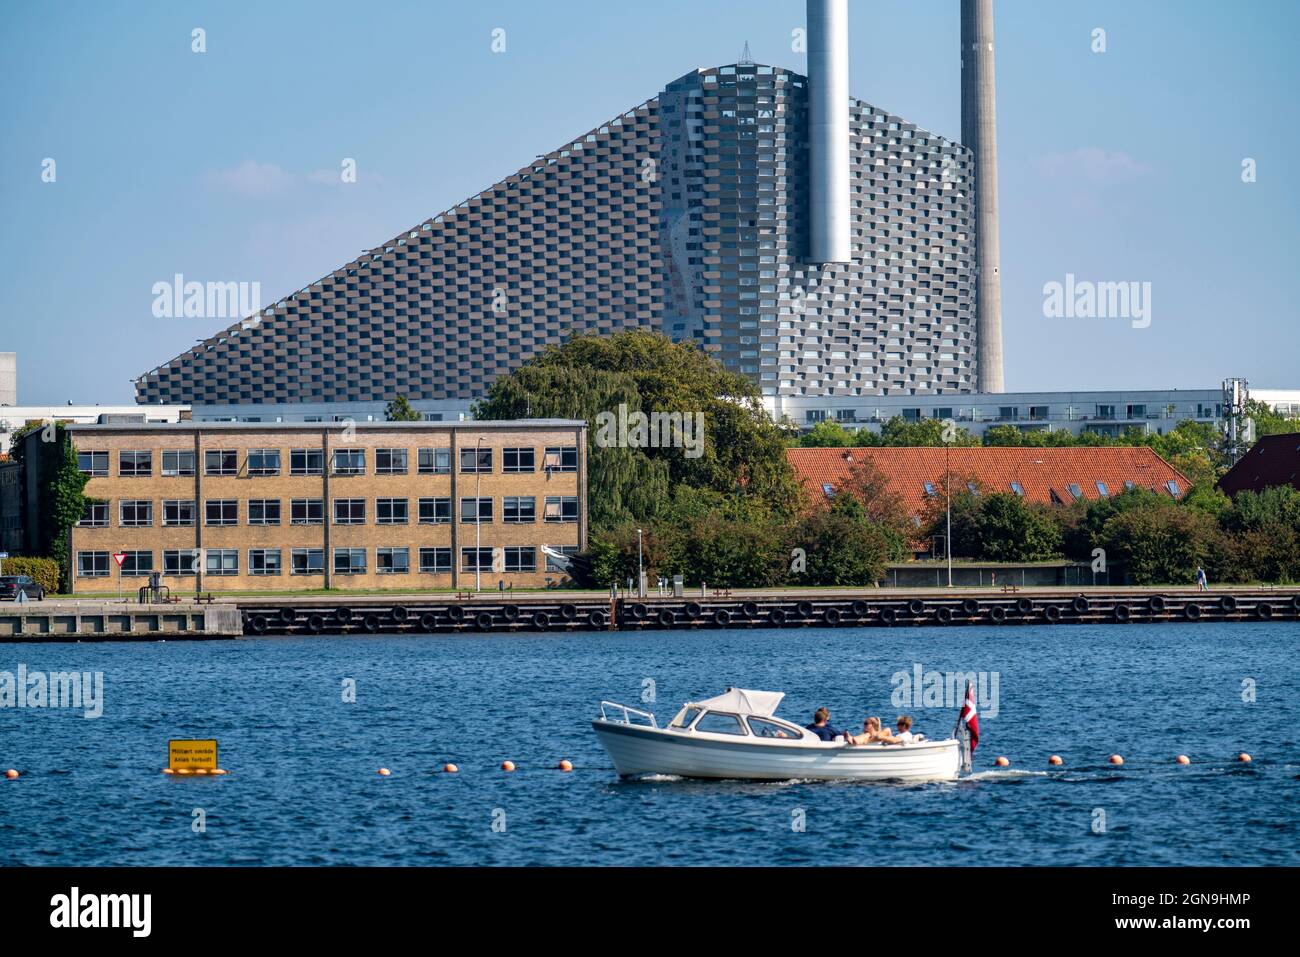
[592,720,960,782]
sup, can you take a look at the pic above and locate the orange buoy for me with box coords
[1238,753,1252,763]
[212,769,228,775]
[377,767,391,776]
[162,768,175,775]
[1176,755,1190,765]
[175,767,193,775]
[444,763,459,773]
[1048,755,1062,766]
[558,759,573,772]
[194,768,209,776]
[994,756,1009,767]
[1109,754,1124,766]
[501,760,516,772]
[5,769,18,779]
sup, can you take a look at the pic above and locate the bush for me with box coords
[1099,506,1221,585]
[1,556,60,594]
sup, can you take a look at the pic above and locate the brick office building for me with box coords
[66,420,587,594]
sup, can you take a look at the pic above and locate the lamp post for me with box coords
[943,422,954,588]
[637,528,644,598]
[475,436,484,592]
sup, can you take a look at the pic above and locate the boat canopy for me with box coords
[689,688,785,717]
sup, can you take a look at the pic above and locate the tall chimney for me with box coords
[807,0,851,264]
[961,0,1004,393]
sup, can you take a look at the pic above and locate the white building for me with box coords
[0,405,189,456]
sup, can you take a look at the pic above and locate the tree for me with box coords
[879,416,979,447]
[1099,506,1220,585]
[474,330,800,529]
[795,419,873,447]
[1245,399,1297,439]
[789,507,891,586]
[384,395,422,421]
[965,493,1063,562]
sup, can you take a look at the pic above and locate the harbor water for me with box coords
[1,622,1296,866]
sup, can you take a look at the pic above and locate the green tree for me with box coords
[795,419,873,447]
[879,416,979,447]
[1099,506,1220,585]
[384,395,423,421]
[790,507,891,586]
[964,493,1063,562]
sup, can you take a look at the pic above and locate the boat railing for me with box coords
[598,700,657,728]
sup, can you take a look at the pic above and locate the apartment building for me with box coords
[66,420,587,593]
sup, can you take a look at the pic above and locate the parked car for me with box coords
[0,575,45,601]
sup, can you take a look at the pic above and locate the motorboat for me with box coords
[592,688,962,782]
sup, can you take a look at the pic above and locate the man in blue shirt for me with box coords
[805,707,842,742]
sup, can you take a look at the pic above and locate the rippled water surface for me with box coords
[1,622,1296,865]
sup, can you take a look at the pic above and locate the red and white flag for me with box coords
[959,680,980,753]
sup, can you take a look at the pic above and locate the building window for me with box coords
[543,496,579,523]
[291,548,324,575]
[1096,482,1109,498]
[545,546,577,573]
[1165,480,1181,497]
[504,546,536,573]
[79,502,109,527]
[291,448,325,475]
[291,499,324,525]
[418,497,452,525]
[247,449,281,476]
[333,548,367,575]
[460,547,493,571]
[419,547,452,574]
[205,500,238,526]
[502,496,536,523]
[77,551,110,577]
[542,447,579,472]
[163,549,199,576]
[376,547,410,574]
[375,448,408,475]
[119,500,153,527]
[418,447,451,474]
[248,499,281,526]
[376,498,409,525]
[923,482,937,498]
[204,449,239,475]
[120,550,153,576]
[1067,483,1082,500]
[1009,482,1024,497]
[78,451,109,476]
[459,447,492,473]
[119,450,152,478]
[206,549,239,576]
[163,499,196,526]
[502,447,535,473]
[249,549,282,576]
[161,450,195,477]
[459,497,493,524]
[333,498,366,524]
[331,449,365,475]
[1124,480,1136,492]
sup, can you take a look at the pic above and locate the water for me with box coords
[1,623,1296,866]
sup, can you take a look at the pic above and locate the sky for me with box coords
[2,0,1297,405]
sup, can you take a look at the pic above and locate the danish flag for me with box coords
[959,680,980,753]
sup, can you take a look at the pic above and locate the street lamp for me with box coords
[637,528,644,598]
[943,425,953,588]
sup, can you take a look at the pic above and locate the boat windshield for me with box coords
[670,707,701,729]
[746,716,801,739]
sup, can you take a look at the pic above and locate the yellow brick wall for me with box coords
[69,424,586,594]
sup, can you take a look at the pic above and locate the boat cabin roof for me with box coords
[685,688,784,717]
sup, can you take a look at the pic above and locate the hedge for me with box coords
[0,556,60,595]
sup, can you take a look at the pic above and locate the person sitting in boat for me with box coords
[805,707,842,742]
[888,715,915,744]
[845,716,901,746]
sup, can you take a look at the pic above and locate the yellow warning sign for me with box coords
[168,739,218,771]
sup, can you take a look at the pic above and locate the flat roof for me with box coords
[66,419,586,432]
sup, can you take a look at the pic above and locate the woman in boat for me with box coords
[844,716,900,746]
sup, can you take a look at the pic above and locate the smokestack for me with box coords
[807,0,851,265]
[961,0,1004,393]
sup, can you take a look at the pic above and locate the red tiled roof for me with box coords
[788,446,1191,516]
[1218,432,1300,496]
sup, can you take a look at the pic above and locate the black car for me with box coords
[0,575,45,601]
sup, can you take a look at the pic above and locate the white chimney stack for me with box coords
[807,0,851,265]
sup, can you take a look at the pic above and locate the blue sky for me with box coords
[2,0,1297,405]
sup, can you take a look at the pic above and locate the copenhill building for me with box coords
[136,0,1003,407]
